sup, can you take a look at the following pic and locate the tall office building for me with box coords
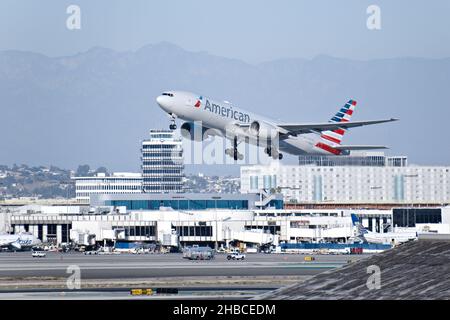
[141,130,184,193]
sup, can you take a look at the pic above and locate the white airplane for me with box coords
[156,91,398,160]
[350,214,417,245]
[0,233,41,251]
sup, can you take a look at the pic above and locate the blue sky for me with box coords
[0,0,449,63]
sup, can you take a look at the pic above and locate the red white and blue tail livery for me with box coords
[315,99,357,155]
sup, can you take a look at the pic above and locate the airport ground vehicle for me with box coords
[350,247,364,254]
[32,251,46,258]
[216,247,227,253]
[84,249,99,255]
[132,247,153,254]
[227,251,246,260]
[182,246,215,260]
[96,246,119,255]
[98,250,120,255]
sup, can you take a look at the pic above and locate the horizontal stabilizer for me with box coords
[335,145,388,150]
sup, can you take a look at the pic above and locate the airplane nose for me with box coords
[156,95,170,110]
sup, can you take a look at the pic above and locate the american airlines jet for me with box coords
[156,91,397,160]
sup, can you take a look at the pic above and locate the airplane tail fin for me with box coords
[315,99,357,155]
[351,213,360,226]
[320,99,357,145]
[350,213,369,239]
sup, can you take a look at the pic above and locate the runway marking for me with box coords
[0,264,343,272]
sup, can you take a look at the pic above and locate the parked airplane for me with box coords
[0,233,41,251]
[156,91,398,160]
[350,214,417,245]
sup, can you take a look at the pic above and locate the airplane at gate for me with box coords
[156,91,398,160]
[350,214,417,245]
[0,233,41,251]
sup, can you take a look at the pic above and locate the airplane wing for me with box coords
[277,118,398,135]
[335,145,388,150]
[10,242,21,250]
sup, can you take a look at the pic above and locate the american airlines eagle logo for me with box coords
[194,96,202,108]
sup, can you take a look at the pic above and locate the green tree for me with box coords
[76,164,90,177]
[95,166,109,176]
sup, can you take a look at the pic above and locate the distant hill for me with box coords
[1,42,449,174]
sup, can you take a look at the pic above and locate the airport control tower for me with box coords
[141,130,184,193]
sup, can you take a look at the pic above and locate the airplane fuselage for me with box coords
[156,91,325,156]
[362,231,417,245]
[0,233,41,251]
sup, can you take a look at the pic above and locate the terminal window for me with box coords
[393,208,442,227]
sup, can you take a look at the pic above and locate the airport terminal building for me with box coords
[5,149,450,250]
[90,191,283,211]
[4,142,450,251]
[5,200,450,249]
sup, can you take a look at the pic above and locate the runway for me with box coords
[0,252,369,299]
[0,252,362,279]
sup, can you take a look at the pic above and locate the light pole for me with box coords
[215,209,218,250]
[60,181,71,215]
[177,210,181,249]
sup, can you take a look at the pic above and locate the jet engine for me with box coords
[180,122,209,142]
[249,120,279,140]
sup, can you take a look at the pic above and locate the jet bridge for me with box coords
[224,228,279,246]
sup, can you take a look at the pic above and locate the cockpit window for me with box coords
[162,92,174,97]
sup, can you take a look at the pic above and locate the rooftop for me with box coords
[256,236,450,300]
[71,172,142,179]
